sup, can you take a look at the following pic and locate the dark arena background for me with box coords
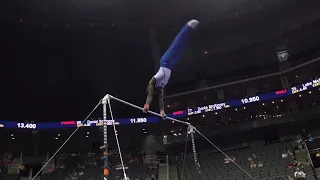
[1,0,320,179]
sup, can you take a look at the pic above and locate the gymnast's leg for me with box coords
[160,19,199,70]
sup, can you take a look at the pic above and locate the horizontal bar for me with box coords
[108,95,190,125]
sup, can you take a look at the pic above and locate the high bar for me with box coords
[103,94,190,125]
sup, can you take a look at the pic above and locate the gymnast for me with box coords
[143,19,199,119]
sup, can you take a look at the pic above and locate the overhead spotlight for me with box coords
[174,133,177,136]
[87,132,89,134]
[86,135,89,138]
[262,103,265,106]
[299,94,302,97]
[171,130,174,133]
[12,137,15,140]
[55,137,58,140]
[58,134,61,136]
[10,134,14,137]
[187,118,190,120]
[144,132,147,134]
[172,121,175,123]
[243,107,246,110]
[235,108,238,111]
[167,105,170,108]
[281,99,283,102]
[272,101,275,104]
[202,115,205,117]
[178,133,182,135]
[277,106,279,109]
[163,135,167,138]
[309,91,312,94]
[296,76,299,78]
[215,112,218,115]
[204,51,207,54]
[142,129,145,131]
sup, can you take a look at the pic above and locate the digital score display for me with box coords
[0,117,160,130]
[187,103,229,116]
[17,123,37,129]
[0,77,318,130]
[177,77,319,116]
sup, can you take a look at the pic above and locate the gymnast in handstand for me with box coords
[143,19,199,119]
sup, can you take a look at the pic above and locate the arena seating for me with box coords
[0,173,20,180]
[38,139,317,180]
[0,172,5,179]
[108,163,148,179]
[41,152,150,180]
[2,140,318,180]
[178,141,316,180]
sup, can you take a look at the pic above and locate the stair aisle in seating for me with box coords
[169,164,179,180]
[158,163,168,180]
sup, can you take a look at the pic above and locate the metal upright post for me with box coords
[102,96,110,180]
[188,125,201,180]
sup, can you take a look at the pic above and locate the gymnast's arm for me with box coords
[145,77,156,106]
[158,88,164,112]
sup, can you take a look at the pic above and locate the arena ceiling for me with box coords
[2,0,320,83]
[3,0,319,80]
[1,0,319,27]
